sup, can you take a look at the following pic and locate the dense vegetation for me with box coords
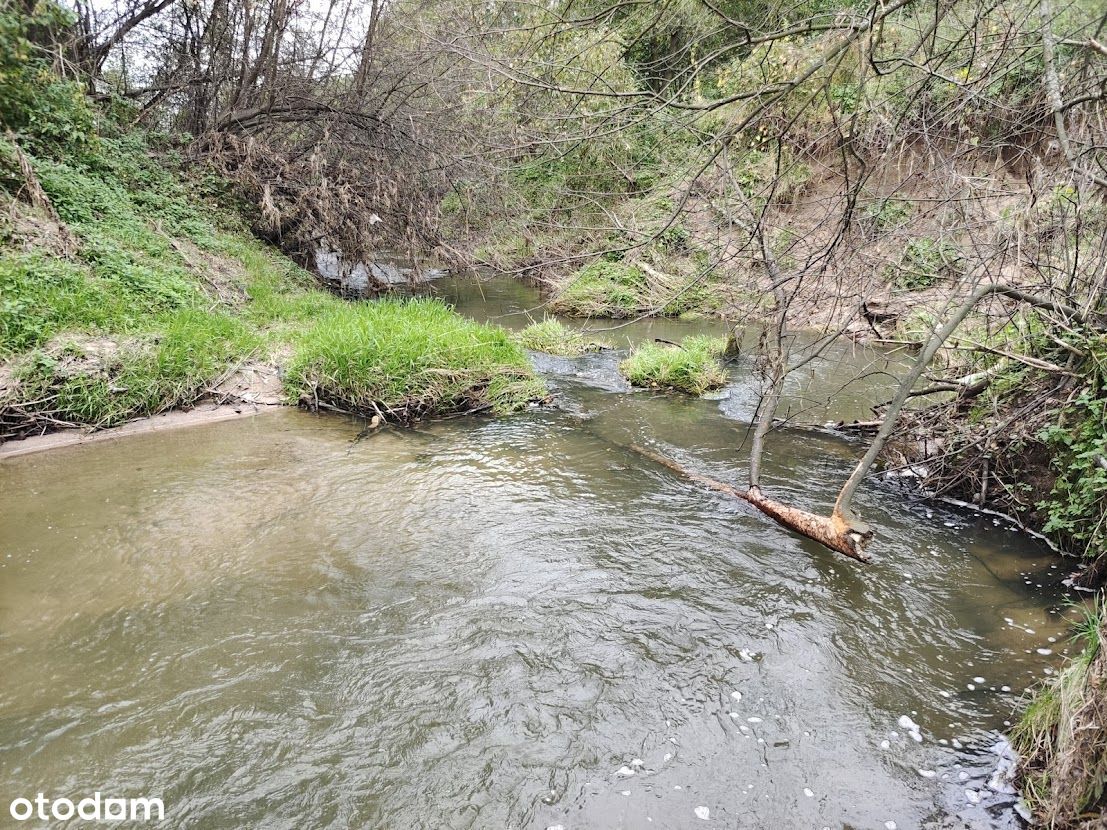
[2,0,1106,823]
[0,6,542,434]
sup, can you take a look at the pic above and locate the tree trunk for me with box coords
[630,444,874,563]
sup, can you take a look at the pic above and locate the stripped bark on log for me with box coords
[630,444,874,563]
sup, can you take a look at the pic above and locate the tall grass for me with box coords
[620,335,729,394]
[1013,600,1107,826]
[515,318,610,355]
[285,298,546,420]
[10,309,259,428]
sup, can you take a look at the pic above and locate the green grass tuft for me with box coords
[515,318,610,356]
[284,298,546,420]
[552,260,648,317]
[6,309,259,429]
[551,259,724,319]
[620,335,729,395]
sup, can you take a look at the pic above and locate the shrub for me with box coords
[862,198,912,234]
[1039,389,1107,559]
[887,237,962,289]
[0,2,95,152]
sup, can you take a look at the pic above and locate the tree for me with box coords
[449,0,1107,562]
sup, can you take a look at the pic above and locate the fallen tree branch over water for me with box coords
[629,443,874,563]
[629,281,1094,566]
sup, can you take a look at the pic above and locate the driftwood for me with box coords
[630,444,874,563]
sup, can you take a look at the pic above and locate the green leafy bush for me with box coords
[0,2,95,151]
[1039,390,1107,559]
[862,198,912,233]
[887,237,962,289]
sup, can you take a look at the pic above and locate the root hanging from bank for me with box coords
[629,444,874,563]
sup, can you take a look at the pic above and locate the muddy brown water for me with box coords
[0,276,1076,829]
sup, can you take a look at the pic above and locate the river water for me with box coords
[0,276,1074,829]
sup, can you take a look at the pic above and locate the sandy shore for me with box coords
[0,402,285,460]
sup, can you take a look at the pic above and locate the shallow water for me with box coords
[0,277,1075,829]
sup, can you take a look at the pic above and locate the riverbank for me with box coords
[1013,601,1107,829]
[0,126,546,440]
[0,401,280,459]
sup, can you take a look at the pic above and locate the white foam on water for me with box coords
[897,715,919,732]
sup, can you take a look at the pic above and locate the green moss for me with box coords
[515,318,610,356]
[284,298,546,420]
[620,335,728,395]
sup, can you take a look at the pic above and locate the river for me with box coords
[0,276,1073,829]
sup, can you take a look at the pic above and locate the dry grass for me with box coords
[1014,600,1107,828]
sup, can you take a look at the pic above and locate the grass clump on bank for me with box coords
[551,259,722,319]
[285,298,546,420]
[1013,601,1107,828]
[2,311,258,434]
[515,318,610,356]
[620,335,728,395]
